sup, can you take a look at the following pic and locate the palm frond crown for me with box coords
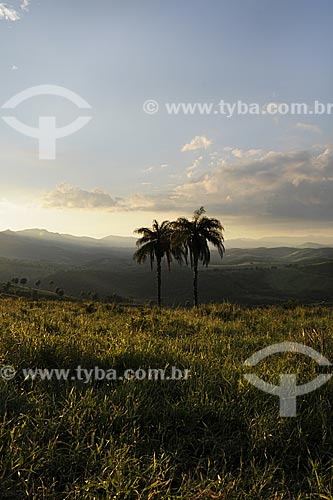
[173,207,225,267]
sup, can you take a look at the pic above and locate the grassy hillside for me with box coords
[0,257,62,283]
[44,261,333,305]
[1,299,333,498]
[0,245,332,305]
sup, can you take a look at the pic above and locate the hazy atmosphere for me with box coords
[1,0,333,240]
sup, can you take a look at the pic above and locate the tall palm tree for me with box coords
[173,207,225,307]
[133,220,183,306]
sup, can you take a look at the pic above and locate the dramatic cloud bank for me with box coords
[173,147,333,220]
[43,146,333,225]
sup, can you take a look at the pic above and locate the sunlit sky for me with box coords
[1,0,332,240]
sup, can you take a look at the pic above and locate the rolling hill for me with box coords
[0,229,332,305]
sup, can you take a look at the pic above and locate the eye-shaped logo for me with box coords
[1,85,92,160]
[243,342,332,417]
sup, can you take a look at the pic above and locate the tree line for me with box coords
[133,207,225,307]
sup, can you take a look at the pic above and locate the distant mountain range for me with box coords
[225,236,333,249]
[0,229,136,264]
[1,228,333,304]
[8,229,137,248]
[1,228,332,255]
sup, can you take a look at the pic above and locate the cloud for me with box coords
[124,193,156,210]
[44,184,119,210]
[0,0,30,21]
[294,122,321,134]
[229,148,263,159]
[186,156,202,178]
[231,148,243,159]
[143,163,169,174]
[247,148,263,156]
[0,3,20,20]
[181,135,212,152]
[43,184,168,213]
[172,147,333,221]
[21,0,29,11]
[143,166,154,173]
[42,147,333,222]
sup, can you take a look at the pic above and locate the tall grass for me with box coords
[0,298,333,499]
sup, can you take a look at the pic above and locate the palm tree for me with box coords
[133,220,183,306]
[173,207,225,307]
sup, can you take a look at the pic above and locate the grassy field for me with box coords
[1,298,333,499]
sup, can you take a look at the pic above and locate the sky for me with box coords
[0,0,332,240]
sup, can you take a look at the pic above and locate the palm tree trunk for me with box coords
[193,257,198,307]
[157,258,162,306]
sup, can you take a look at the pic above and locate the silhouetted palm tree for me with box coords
[173,207,225,306]
[134,220,183,306]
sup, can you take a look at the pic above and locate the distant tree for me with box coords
[12,278,19,284]
[35,280,41,288]
[172,207,225,307]
[133,220,183,307]
[20,278,28,285]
